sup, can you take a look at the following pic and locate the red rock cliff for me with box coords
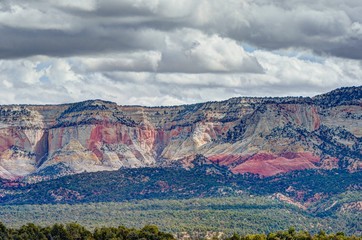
[0,87,361,179]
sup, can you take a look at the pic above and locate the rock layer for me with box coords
[0,87,361,179]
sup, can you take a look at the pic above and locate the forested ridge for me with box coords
[2,164,360,207]
[1,165,361,236]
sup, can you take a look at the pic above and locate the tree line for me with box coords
[1,223,361,240]
[225,227,361,240]
[0,222,174,240]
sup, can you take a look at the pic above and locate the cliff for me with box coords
[0,86,361,179]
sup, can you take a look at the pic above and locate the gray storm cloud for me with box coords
[1,0,362,59]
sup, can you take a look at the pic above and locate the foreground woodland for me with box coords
[0,223,361,240]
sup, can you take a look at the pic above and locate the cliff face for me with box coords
[0,87,361,179]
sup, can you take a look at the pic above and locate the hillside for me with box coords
[0,86,361,180]
[1,155,361,225]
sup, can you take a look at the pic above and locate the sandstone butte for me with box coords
[0,86,361,180]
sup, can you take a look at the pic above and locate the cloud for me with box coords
[1,0,362,59]
[0,25,166,59]
[74,29,263,74]
[1,50,360,106]
[76,52,162,73]
[0,0,361,106]
[157,29,263,73]
[226,1,362,59]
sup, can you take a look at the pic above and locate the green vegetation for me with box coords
[0,222,174,240]
[225,227,361,240]
[0,197,360,235]
[1,164,360,236]
[1,165,360,235]
[2,163,360,207]
[0,222,360,240]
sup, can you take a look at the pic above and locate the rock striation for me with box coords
[0,87,361,179]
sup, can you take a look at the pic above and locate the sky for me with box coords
[0,0,361,106]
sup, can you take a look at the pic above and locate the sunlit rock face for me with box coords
[0,87,361,179]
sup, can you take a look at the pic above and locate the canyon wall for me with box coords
[0,86,361,179]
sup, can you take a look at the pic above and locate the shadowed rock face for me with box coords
[0,87,361,179]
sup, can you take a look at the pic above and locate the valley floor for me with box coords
[0,197,360,235]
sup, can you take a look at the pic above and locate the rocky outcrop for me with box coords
[271,193,307,210]
[340,201,362,213]
[0,87,361,179]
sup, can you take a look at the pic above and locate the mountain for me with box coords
[0,86,361,180]
[0,86,361,234]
